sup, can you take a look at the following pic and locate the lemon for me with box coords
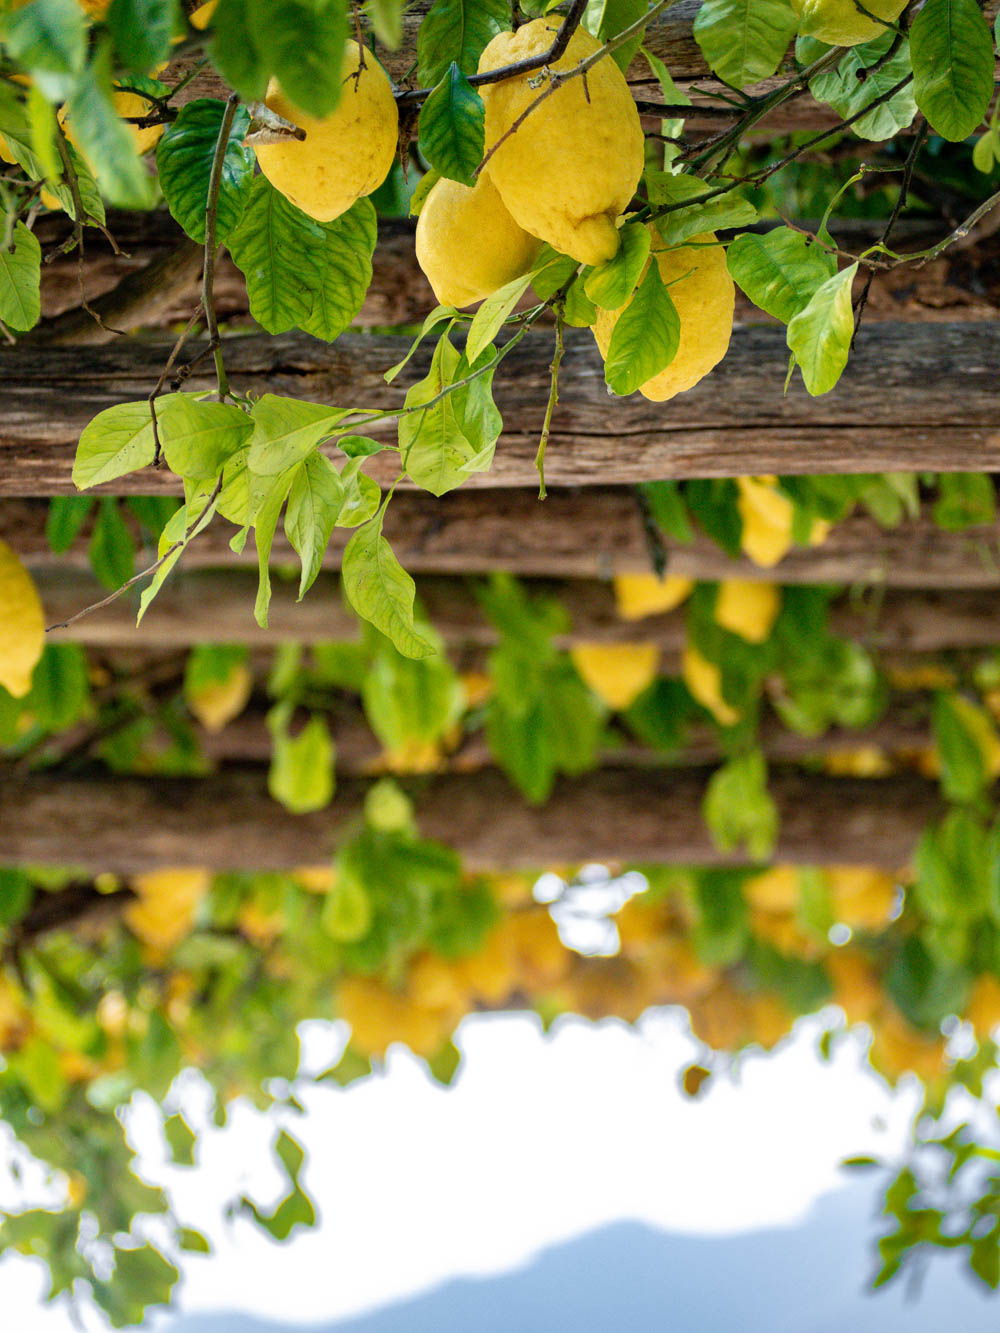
[187,661,254,733]
[570,641,659,710]
[736,475,830,568]
[613,572,692,620]
[791,0,907,46]
[415,172,542,308]
[744,865,800,913]
[189,0,217,27]
[0,539,45,699]
[681,643,740,726]
[593,231,734,401]
[477,20,643,266]
[713,579,780,643]
[254,41,398,222]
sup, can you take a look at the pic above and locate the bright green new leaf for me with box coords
[582,0,648,71]
[342,512,436,659]
[158,395,254,480]
[251,466,300,626]
[416,0,508,84]
[702,749,778,861]
[335,456,382,527]
[786,262,857,396]
[910,0,994,142]
[284,451,345,597]
[247,395,346,476]
[604,263,680,396]
[0,222,41,332]
[399,332,499,495]
[73,399,177,489]
[321,870,372,941]
[137,490,219,622]
[584,221,651,309]
[647,174,758,247]
[465,271,534,365]
[727,227,836,324]
[156,99,253,243]
[267,706,335,813]
[362,634,462,749]
[367,0,406,47]
[383,305,457,382]
[419,63,485,187]
[693,0,798,88]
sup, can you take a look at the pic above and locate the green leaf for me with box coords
[45,496,93,552]
[210,0,268,102]
[933,472,997,530]
[298,198,377,342]
[246,0,348,119]
[465,271,533,363]
[342,511,436,659]
[156,98,253,243]
[383,304,456,382]
[247,395,345,476]
[362,633,462,749]
[229,177,375,338]
[284,451,345,597]
[604,262,680,395]
[267,705,335,813]
[89,497,135,590]
[137,491,219,622]
[163,1112,196,1165]
[107,0,178,73]
[419,63,485,187]
[335,456,382,527]
[251,466,300,627]
[808,34,917,140]
[786,262,857,396]
[932,692,994,803]
[321,870,372,940]
[73,399,171,489]
[692,0,798,88]
[179,1229,212,1254]
[159,395,254,480]
[582,0,648,71]
[25,84,59,184]
[367,0,405,47]
[25,643,91,729]
[703,749,778,861]
[416,0,508,84]
[62,44,156,208]
[910,0,994,142]
[4,0,86,96]
[584,220,651,309]
[726,227,836,323]
[111,1245,179,1310]
[0,221,41,332]
[647,174,758,247]
[0,89,104,223]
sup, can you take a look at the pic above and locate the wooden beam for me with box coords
[37,569,1000,651]
[0,767,942,871]
[9,492,1000,587]
[5,324,1000,497]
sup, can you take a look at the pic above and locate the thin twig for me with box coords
[149,302,205,466]
[203,91,240,401]
[535,309,565,500]
[45,478,223,633]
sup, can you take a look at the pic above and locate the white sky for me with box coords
[0,1007,927,1330]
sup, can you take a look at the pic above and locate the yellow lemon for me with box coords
[254,41,398,222]
[189,0,217,27]
[736,475,829,568]
[594,230,734,400]
[965,974,1000,1036]
[681,643,740,726]
[570,641,659,710]
[613,572,693,620]
[0,539,45,698]
[826,866,898,930]
[714,579,780,643]
[187,661,254,733]
[744,865,800,913]
[477,20,643,265]
[415,172,542,308]
[791,0,907,46]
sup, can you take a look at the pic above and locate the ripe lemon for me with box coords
[570,641,659,710]
[744,865,800,913]
[0,539,44,699]
[681,642,740,726]
[189,0,217,27]
[254,41,398,222]
[714,579,780,643]
[613,572,693,620]
[415,172,542,308]
[477,19,643,266]
[187,661,254,733]
[736,475,830,568]
[593,231,734,401]
[791,0,907,46]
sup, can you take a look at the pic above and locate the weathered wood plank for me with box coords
[9,491,1000,586]
[4,324,1000,497]
[0,767,942,871]
[37,569,1000,651]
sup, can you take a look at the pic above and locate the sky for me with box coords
[0,1005,950,1332]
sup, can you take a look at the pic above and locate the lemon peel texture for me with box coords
[477,20,643,266]
[415,173,542,308]
[791,0,907,46]
[594,229,734,401]
[254,41,398,223]
[0,539,44,699]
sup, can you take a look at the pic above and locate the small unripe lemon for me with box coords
[594,230,734,401]
[478,20,643,266]
[254,41,398,222]
[791,0,907,46]
[0,539,45,699]
[415,172,541,308]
